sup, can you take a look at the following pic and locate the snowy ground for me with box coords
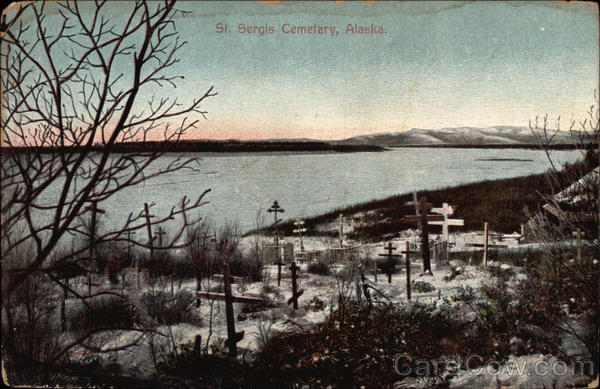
[64,233,593,386]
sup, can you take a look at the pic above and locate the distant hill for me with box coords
[335,126,584,147]
[1,140,385,154]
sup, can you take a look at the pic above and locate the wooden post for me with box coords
[359,265,372,306]
[85,201,105,296]
[338,213,344,250]
[401,241,416,301]
[143,203,154,259]
[419,197,432,274]
[483,222,489,267]
[573,228,584,261]
[276,257,283,287]
[223,262,238,360]
[372,260,378,282]
[378,242,401,283]
[194,335,202,359]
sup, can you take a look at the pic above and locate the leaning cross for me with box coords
[287,261,304,310]
[378,241,402,283]
[401,241,417,300]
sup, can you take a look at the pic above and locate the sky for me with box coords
[4,1,599,141]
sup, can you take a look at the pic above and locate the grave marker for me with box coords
[378,242,402,283]
[287,261,304,310]
[196,262,264,360]
[401,241,417,300]
[267,200,285,247]
[293,219,307,252]
[429,203,463,242]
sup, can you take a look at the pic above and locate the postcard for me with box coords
[1,1,598,387]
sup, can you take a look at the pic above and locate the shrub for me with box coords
[307,260,331,276]
[140,289,200,326]
[412,281,435,293]
[69,295,137,335]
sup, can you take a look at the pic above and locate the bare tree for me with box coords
[1,0,216,380]
[527,93,599,372]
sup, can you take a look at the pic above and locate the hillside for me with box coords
[336,126,583,147]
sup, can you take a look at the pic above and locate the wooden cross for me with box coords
[196,262,263,360]
[429,203,463,242]
[403,196,436,274]
[287,261,304,310]
[293,219,307,252]
[378,242,402,283]
[400,241,417,300]
[267,200,285,248]
[155,226,167,248]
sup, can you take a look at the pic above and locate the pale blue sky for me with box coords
[7,1,599,140]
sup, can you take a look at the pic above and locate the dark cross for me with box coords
[403,196,438,275]
[378,242,402,283]
[401,241,417,300]
[142,203,155,259]
[84,201,105,296]
[287,261,304,310]
[267,200,285,248]
[155,226,167,247]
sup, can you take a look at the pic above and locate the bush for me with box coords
[246,301,467,388]
[140,289,200,326]
[412,281,435,293]
[307,260,331,276]
[70,295,137,335]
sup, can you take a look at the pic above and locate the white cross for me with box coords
[429,203,463,242]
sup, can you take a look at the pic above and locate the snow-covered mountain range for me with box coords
[336,126,581,146]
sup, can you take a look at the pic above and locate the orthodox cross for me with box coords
[267,200,285,247]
